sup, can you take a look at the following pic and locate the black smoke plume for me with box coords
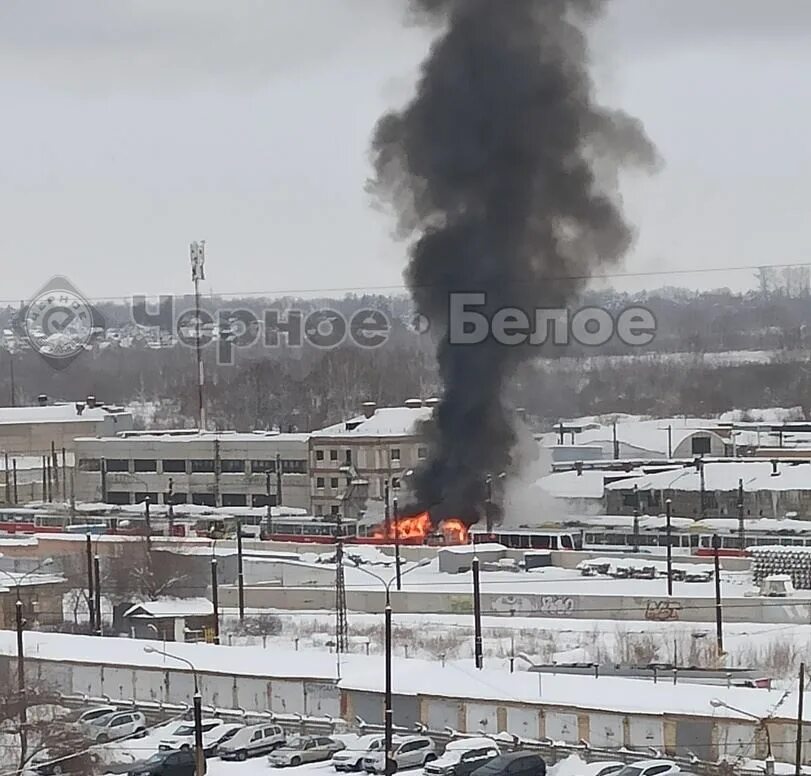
[370,0,658,523]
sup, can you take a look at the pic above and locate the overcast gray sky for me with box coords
[1,0,810,301]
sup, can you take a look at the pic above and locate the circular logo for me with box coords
[410,313,431,335]
[24,288,95,359]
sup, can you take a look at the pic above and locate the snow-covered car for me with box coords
[30,749,99,776]
[332,735,385,771]
[85,710,147,743]
[363,736,436,774]
[425,738,500,776]
[269,736,346,767]
[614,761,680,776]
[158,718,224,752]
[71,705,118,727]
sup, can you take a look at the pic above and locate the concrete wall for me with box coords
[222,583,811,624]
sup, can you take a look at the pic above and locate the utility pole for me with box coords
[384,482,391,541]
[61,447,66,502]
[144,495,152,555]
[193,687,205,776]
[737,479,746,554]
[12,460,17,505]
[632,485,640,554]
[275,452,283,508]
[15,597,27,766]
[50,441,59,501]
[86,534,95,633]
[392,497,402,591]
[472,556,483,669]
[190,240,207,431]
[485,475,494,534]
[8,347,15,407]
[4,452,9,505]
[712,534,723,656]
[665,499,673,596]
[236,519,245,621]
[667,425,673,459]
[612,421,619,459]
[265,471,273,537]
[697,457,706,518]
[797,662,805,776]
[100,457,107,503]
[335,513,348,654]
[167,478,175,537]
[93,553,102,636]
[384,595,394,776]
[210,557,220,645]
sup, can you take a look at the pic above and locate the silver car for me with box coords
[363,736,436,774]
[269,736,346,767]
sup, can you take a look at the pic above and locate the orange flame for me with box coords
[372,511,469,545]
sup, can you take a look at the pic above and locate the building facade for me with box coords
[73,430,310,510]
[309,400,434,519]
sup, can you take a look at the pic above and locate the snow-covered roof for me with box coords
[123,598,214,619]
[605,460,811,493]
[0,404,127,425]
[535,471,608,499]
[75,431,310,444]
[572,419,725,456]
[311,407,431,438]
[0,571,65,591]
[0,630,800,723]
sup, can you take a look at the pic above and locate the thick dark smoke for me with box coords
[371,0,658,523]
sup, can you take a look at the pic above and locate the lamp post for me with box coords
[146,623,166,661]
[392,496,402,592]
[710,699,773,775]
[351,560,430,776]
[0,558,54,768]
[145,646,205,776]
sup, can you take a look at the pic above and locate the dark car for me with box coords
[128,749,196,776]
[471,752,546,776]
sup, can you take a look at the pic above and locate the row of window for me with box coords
[80,458,307,475]
[313,447,427,463]
[106,491,279,507]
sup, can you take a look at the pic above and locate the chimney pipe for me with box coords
[574,461,583,477]
[75,403,85,416]
[404,398,423,409]
[86,395,96,409]
[771,459,779,476]
[37,394,47,407]
[424,397,440,408]
[361,401,377,419]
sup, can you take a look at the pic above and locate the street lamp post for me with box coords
[145,646,205,776]
[0,558,54,768]
[710,698,774,775]
[351,560,429,776]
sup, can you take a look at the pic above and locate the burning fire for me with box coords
[372,511,469,545]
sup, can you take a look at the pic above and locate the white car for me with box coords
[424,738,500,776]
[577,763,625,776]
[614,761,680,776]
[85,710,147,743]
[158,718,224,752]
[332,735,385,771]
[72,706,118,727]
[363,736,436,774]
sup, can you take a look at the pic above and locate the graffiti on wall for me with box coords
[491,594,576,617]
[644,599,682,621]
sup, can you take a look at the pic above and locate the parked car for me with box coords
[332,735,386,772]
[471,751,546,776]
[269,736,346,767]
[218,722,286,760]
[363,736,437,774]
[30,750,99,776]
[425,738,500,776]
[203,723,243,757]
[127,749,196,776]
[613,761,680,776]
[158,718,224,751]
[85,710,147,743]
[68,705,118,726]
[577,763,625,776]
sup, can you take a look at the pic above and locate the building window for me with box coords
[191,459,216,473]
[105,459,130,472]
[252,494,278,508]
[191,493,216,506]
[162,459,186,473]
[390,448,401,462]
[133,459,158,473]
[622,492,640,508]
[330,449,338,461]
[251,459,275,473]
[692,437,711,456]
[222,493,247,507]
[78,458,101,472]
[315,504,324,516]
[134,492,159,504]
[106,491,131,505]
[417,447,427,460]
[344,450,352,465]
[391,477,401,490]
[281,459,307,474]
[330,477,339,489]
[316,450,324,461]
[330,505,340,516]
[316,477,325,489]
[220,460,245,473]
